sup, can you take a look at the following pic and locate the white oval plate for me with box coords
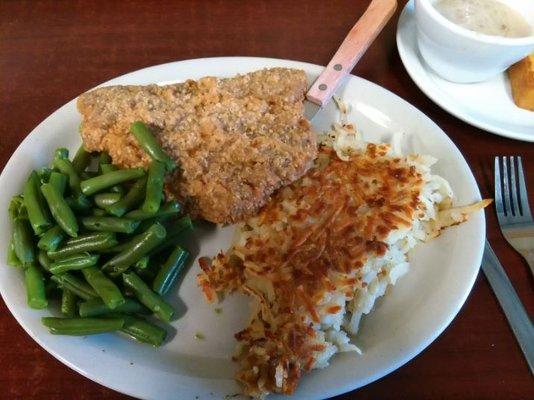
[0,57,486,400]
[397,0,534,143]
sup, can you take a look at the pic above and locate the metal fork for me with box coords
[495,156,534,276]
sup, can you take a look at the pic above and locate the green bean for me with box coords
[24,171,52,235]
[25,264,48,309]
[152,246,189,296]
[135,216,171,234]
[37,249,52,272]
[41,183,79,237]
[72,145,92,174]
[69,232,135,258]
[125,200,181,221]
[97,240,130,254]
[66,195,92,213]
[61,231,113,247]
[7,238,22,268]
[53,157,81,197]
[41,317,124,335]
[61,289,77,317]
[37,167,52,184]
[122,271,174,322]
[100,163,115,173]
[100,164,124,194]
[134,256,149,270]
[128,201,181,233]
[130,122,175,171]
[38,225,66,252]
[8,195,25,221]
[81,168,145,196]
[51,273,97,300]
[13,217,36,266]
[81,216,140,234]
[82,267,125,309]
[107,177,146,217]
[54,148,69,160]
[92,208,107,217]
[47,232,117,259]
[103,223,166,276]
[149,215,193,256]
[115,313,166,347]
[78,298,148,318]
[93,192,121,208]
[49,253,99,274]
[141,161,165,214]
[49,172,68,195]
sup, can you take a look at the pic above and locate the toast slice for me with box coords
[508,54,534,111]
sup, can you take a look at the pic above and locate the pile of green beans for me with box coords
[7,124,194,347]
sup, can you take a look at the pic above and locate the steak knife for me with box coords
[305,0,398,120]
[483,241,534,374]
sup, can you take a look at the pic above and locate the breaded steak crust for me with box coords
[77,68,317,223]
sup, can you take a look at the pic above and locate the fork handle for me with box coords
[306,0,397,106]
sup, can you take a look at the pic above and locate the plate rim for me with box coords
[396,0,534,143]
[0,56,486,400]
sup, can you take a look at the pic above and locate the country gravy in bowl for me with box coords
[434,0,531,38]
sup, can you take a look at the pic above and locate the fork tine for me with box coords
[510,156,520,216]
[502,156,513,216]
[494,157,505,218]
[517,156,533,220]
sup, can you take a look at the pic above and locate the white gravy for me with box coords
[434,0,532,38]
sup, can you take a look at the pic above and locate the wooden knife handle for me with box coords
[306,0,397,107]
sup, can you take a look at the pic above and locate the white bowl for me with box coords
[415,0,534,83]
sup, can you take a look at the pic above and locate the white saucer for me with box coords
[397,0,534,142]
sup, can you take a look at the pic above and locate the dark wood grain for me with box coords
[1,1,533,399]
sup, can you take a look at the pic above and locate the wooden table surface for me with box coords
[1,1,533,399]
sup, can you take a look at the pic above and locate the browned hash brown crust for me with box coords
[198,145,426,396]
[77,68,317,223]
